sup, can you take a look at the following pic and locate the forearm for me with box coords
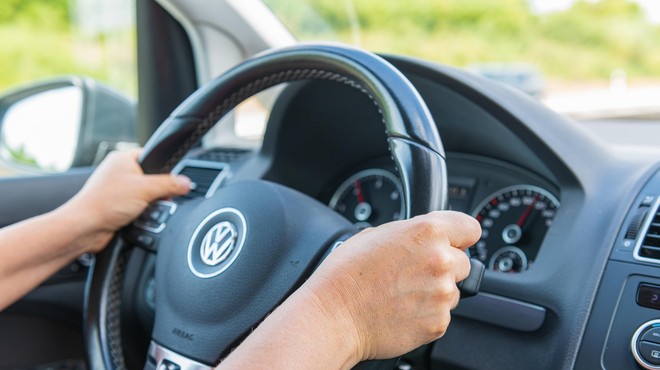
[219,285,360,370]
[0,150,191,311]
[0,204,106,310]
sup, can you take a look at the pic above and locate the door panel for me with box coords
[0,170,91,370]
[0,169,90,227]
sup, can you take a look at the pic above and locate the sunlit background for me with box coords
[264,0,660,119]
[0,0,136,97]
[0,0,658,176]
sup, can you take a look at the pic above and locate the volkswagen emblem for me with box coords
[187,208,247,278]
[200,221,237,266]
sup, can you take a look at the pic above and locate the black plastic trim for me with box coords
[453,292,546,332]
[136,0,197,144]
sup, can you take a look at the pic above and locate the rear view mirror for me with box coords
[0,77,136,173]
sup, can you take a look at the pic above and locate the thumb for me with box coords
[143,174,192,201]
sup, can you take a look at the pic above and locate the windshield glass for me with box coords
[263,0,660,123]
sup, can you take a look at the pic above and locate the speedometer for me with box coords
[469,185,560,273]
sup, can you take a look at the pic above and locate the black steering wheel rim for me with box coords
[85,43,448,370]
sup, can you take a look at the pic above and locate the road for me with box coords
[579,119,660,148]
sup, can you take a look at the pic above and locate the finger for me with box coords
[447,246,471,282]
[450,285,461,310]
[122,148,143,160]
[142,174,192,201]
[428,211,482,251]
[105,148,142,162]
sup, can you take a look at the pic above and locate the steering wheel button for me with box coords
[137,234,155,249]
[640,341,660,365]
[642,327,660,344]
[149,209,163,221]
[143,220,162,229]
[155,203,176,221]
[134,201,178,233]
[138,212,152,222]
[157,211,171,223]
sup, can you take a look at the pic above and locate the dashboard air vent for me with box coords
[173,160,229,200]
[636,199,660,262]
[196,148,252,163]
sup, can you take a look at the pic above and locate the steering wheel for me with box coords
[84,44,457,370]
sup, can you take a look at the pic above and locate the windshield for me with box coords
[263,0,660,123]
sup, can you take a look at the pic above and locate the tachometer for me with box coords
[329,169,404,228]
[469,185,559,273]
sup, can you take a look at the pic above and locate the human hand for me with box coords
[62,150,191,253]
[299,211,481,363]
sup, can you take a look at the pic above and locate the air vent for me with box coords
[196,148,252,163]
[173,160,229,200]
[635,198,660,262]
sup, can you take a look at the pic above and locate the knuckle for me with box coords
[431,249,454,274]
[435,279,458,302]
[450,290,461,309]
[428,311,451,339]
[412,217,445,240]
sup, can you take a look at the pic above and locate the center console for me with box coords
[576,168,660,369]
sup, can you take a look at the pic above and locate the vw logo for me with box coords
[187,208,247,278]
[200,221,237,266]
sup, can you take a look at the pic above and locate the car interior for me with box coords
[1,1,660,370]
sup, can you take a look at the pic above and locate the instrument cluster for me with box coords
[326,155,560,273]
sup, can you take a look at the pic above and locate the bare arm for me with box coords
[220,211,481,369]
[0,150,191,310]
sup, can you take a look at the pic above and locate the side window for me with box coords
[0,0,137,177]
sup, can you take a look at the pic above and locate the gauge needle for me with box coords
[516,195,539,227]
[354,179,366,203]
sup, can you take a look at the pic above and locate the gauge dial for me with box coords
[329,169,404,228]
[469,185,559,273]
[490,246,528,273]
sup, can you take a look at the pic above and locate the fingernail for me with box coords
[176,175,193,190]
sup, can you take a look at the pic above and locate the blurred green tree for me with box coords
[265,0,660,81]
[0,0,70,28]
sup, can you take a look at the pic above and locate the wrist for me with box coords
[296,280,365,367]
[52,200,113,254]
[222,281,363,370]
